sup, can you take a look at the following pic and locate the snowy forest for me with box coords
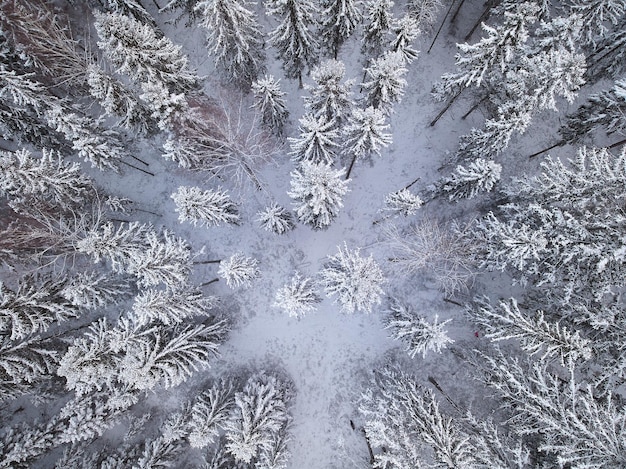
[1,0,626,467]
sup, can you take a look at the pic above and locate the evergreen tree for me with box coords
[384,300,453,359]
[406,0,442,29]
[440,158,502,201]
[566,0,626,47]
[560,78,626,144]
[0,148,93,212]
[390,14,420,63]
[196,0,266,87]
[94,11,198,92]
[288,161,351,229]
[131,287,218,326]
[304,59,356,127]
[342,106,392,178]
[87,64,155,134]
[225,374,291,463]
[251,75,289,136]
[361,0,394,57]
[187,378,236,448]
[383,188,423,217]
[320,0,363,59]
[288,114,339,165]
[319,243,386,314]
[59,272,131,310]
[266,0,319,87]
[218,253,261,289]
[273,272,320,317]
[362,51,408,114]
[257,204,295,235]
[171,186,240,228]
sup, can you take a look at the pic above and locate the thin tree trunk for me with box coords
[443,297,463,307]
[134,207,161,217]
[430,89,463,126]
[428,376,464,414]
[151,0,160,9]
[345,153,358,179]
[461,94,489,120]
[129,154,149,167]
[298,73,303,89]
[450,0,469,23]
[194,259,222,265]
[120,160,155,176]
[528,140,565,159]
[464,0,497,42]
[608,137,626,149]
[427,0,457,54]
[201,278,220,287]
[402,176,421,191]
[362,428,375,465]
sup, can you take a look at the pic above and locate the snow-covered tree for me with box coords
[440,158,502,201]
[94,11,198,92]
[273,272,320,318]
[187,378,236,448]
[196,0,266,86]
[382,188,423,217]
[384,300,453,358]
[390,14,420,63]
[251,75,289,136]
[406,0,442,29]
[362,51,408,114]
[319,243,386,314]
[560,78,626,144]
[218,253,260,289]
[566,0,626,47]
[288,161,351,229]
[320,0,363,59]
[0,148,93,212]
[304,59,355,127]
[225,374,291,463]
[171,186,240,228]
[257,204,295,234]
[131,287,218,326]
[361,0,394,56]
[59,272,131,310]
[266,0,319,87]
[288,114,339,165]
[0,274,78,341]
[87,64,155,134]
[342,106,392,178]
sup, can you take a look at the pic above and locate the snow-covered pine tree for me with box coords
[406,0,442,30]
[217,253,260,289]
[251,75,289,136]
[362,51,408,114]
[384,300,453,358]
[255,420,291,469]
[257,203,295,235]
[0,274,78,341]
[440,158,502,201]
[139,80,188,131]
[59,271,131,310]
[342,106,392,178]
[94,11,198,92]
[224,374,291,463]
[187,378,236,448]
[560,78,626,144]
[266,0,319,88]
[361,0,394,57]
[319,243,386,314]
[196,0,266,87]
[131,287,218,326]
[288,161,351,229]
[0,148,93,212]
[468,297,593,366]
[383,188,423,217]
[433,2,540,99]
[273,272,320,318]
[171,186,240,228]
[288,114,339,165]
[390,14,420,63]
[320,0,363,59]
[303,59,355,128]
[93,0,157,28]
[566,0,626,47]
[585,18,626,80]
[87,64,156,134]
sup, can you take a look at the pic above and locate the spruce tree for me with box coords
[362,51,408,114]
[342,106,392,178]
[361,0,394,57]
[251,75,289,136]
[288,114,339,165]
[320,0,363,59]
[171,186,240,228]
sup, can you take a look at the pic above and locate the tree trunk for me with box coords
[608,137,626,149]
[362,428,375,465]
[450,0,469,23]
[120,160,155,176]
[194,259,222,265]
[201,278,220,287]
[345,153,358,179]
[528,140,565,159]
[461,94,488,120]
[430,88,463,126]
[402,176,421,191]
[464,0,498,42]
[427,0,457,54]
